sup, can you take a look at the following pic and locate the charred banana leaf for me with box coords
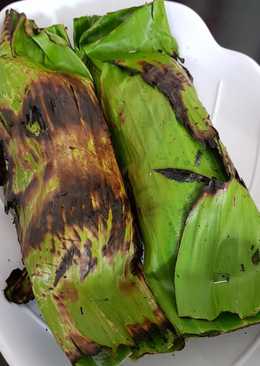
[0,10,180,366]
[4,267,34,304]
[74,0,260,336]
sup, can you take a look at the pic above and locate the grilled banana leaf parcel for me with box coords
[74,0,260,337]
[0,10,180,366]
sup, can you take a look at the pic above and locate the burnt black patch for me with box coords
[102,196,128,258]
[3,152,19,221]
[69,333,100,359]
[4,267,34,304]
[20,177,39,207]
[0,73,129,262]
[0,141,7,186]
[4,195,19,215]
[195,150,202,167]
[24,104,47,136]
[54,245,81,287]
[1,9,23,43]
[21,76,81,132]
[122,171,144,272]
[154,167,225,194]
[140,61,217,143]
[141,62,194,136]
[25,173,127,258]
[139,61,235,180]
[113,60,139,77]
[181,64,193,82]
[173,336,185,351]
[69,83,81,113]
[127,315,181,356]
[80,240,97,281]
[252,249,260,265]
[128,319,167,343]
[65,75,112,145]
[203,178,225,195]
[43,162,54,183]
[154,168,211,184]
[8,73,107,140]
[172,52,185,64]
[50,237,56,254]
[200,330,221,337]
[0,108,15,128]
[53,291,100,362]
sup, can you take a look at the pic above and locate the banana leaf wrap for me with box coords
[74,0,260,337]
[0,10,180,366]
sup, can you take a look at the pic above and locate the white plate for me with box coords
[1,1,260,365]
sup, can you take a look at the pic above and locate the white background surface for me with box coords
[0,0,260,365]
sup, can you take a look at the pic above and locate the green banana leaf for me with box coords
[0,10,181,366]
[74,0,260,337]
